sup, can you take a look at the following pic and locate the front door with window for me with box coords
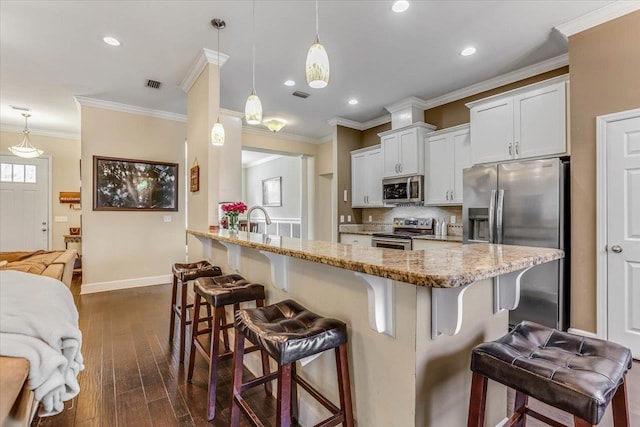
[0,155,49,251]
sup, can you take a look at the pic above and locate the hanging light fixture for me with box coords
[305,0,330,89]
[263,118,286,133]
[245,1,263,125]
[211,18,226,146]
[8,113,43,158]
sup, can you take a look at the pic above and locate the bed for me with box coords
[0,250,78,287]
[0,270,84,426]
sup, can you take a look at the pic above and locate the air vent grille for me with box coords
[146,79,162,89]
[10,105,30,112]
[292,91,310,99]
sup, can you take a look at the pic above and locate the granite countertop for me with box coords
[188,229,563,289]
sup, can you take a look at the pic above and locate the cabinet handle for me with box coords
[515,142,520,155]
[366,195,369,204]
[450,190,454,200]
[399,163,403,173]
[445,190,449,200]
[508,143,513,155]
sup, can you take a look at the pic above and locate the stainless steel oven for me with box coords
[382,175,423,204]
[371,217,435,250]
[371,235,412,250]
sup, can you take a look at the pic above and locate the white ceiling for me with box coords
[0,1,613,140]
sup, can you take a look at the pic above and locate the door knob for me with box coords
[610,245,623,253]
[42,228,47,232]
[42,222,46,225]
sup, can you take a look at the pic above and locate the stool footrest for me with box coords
[232,394,265,427]
[240,372,279,393]
[295,374,340,415]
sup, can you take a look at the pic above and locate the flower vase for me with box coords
[227,213,239,232]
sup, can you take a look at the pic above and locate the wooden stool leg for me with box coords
[179,280,188,363]
[169,275,178,342]
[612,378,630,427]
[206,306,224,421]
[335,344,354,427]
[230,331,246,427]
[514,390,528,427]
[276,364,292,427]
[467,372,488,427]
[186,294,201,382]
[206,303,213,329]
[574,417,596,427]
[256,299,272,396]
[221,308,231,352]
[290,363,298,425]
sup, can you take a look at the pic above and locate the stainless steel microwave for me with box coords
[382,175,423,204]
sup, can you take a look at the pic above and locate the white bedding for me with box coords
[0,270,84,416]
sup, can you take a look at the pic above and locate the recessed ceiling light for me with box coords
[392,1,410,13]
[284,80,295,87]
[348,99,359,105]
[460,46,477,56]
[103,36,121,47]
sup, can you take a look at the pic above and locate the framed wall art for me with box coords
[190,162,200,192]
[262,176,282,207]
[93,156,178,211]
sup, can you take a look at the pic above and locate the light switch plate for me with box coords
[450,216,456,224]
[347,215,352,222]
[368,215,372,222]
[343,190,348,202]
[164,215,172,223]
[340,215,345,223]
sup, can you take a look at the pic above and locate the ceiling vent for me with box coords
[146,79,162,89]
[10,105,30,112]
[292,91,310,99]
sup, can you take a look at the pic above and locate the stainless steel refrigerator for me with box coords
[463,158,570,330]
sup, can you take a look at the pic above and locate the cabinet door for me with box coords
[426,134,451,205]
[451,128,471,204]
[382,134,400,177]
[470,97,514,164]
[366,149,384,206]
[351,153,367,207]
[398,128,419,175]
[514,81,566,159]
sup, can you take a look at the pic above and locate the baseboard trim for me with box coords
[568,328,599,339]
[80,274,172,295]
[495,417,509,427]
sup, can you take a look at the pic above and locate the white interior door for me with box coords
[0,155,49,251]
[606,112,640,357]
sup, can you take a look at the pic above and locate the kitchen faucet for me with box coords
[246,205,272,233]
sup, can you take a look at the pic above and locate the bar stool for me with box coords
[170,261,222,362]
[468,321,632,427]
[187,274,271,421]
[231,299,354,427]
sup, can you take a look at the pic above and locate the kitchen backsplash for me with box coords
[361,205,463,236]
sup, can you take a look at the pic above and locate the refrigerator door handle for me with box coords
[496,189,505,244]
[489,189,497,243]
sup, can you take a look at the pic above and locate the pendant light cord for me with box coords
[315,0,319,38]
[252,0,256,92]
[217,24,221,122]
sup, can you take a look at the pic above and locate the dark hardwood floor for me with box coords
[32,275,639,427]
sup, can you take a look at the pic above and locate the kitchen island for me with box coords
[188,229,563,427]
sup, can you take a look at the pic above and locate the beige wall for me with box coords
[569,11,640,332]
[361,123,391,148]
[315,140,333,175]
[242,131,318,157]
[0,131,81,251]
[80,106,186,286]
[336,126,362,225]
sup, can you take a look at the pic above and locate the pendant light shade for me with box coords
[211,18,226,146]
[306,0,329,89]
[245,90,263,125]
[8,113,43,158]
[211,120,225,146]
[245,1,262,125]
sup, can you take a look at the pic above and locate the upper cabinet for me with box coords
[379,123,436,178]
[351,145,384,208]
[467,76,568,165]
[425,124,471,205]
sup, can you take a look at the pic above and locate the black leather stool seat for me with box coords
[172,261,222,282]
[194,274,265,308]
[234,299,348,365]
[471,321,632,424]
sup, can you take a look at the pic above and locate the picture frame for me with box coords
[262,176,282,207]
[93,156,178,211]
[190,164,200,192]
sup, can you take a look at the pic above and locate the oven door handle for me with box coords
[372,237,412,245]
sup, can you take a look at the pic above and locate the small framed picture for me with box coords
[190,164,200,192]
[262,176,282,207]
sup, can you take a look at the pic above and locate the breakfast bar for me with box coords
[188,229,563,427]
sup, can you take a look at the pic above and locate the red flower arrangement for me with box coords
[221,201,247,214]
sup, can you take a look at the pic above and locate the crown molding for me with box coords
[243,153,281,168]
[327,114,392,131]
[385,96,429,114]
[0,125,80,140]
[555,1,640,39]
[242,125,324,144]
[465,74,569,109]
[220,108,244,119]
[180,48,230,93]
[75,96,187,122]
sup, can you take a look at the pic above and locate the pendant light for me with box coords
[8,113,43,158]
[244,1,262,125]
[305,0,330,89]
[211,18,226,146]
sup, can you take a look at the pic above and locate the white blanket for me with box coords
[0,270,84,416]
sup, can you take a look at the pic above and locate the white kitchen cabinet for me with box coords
[467,76,567,165]
[351,145,384,208]
[379,123,436,178]
[425,124,471,205]
[340,233,372,246]
[412,239,461,250]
